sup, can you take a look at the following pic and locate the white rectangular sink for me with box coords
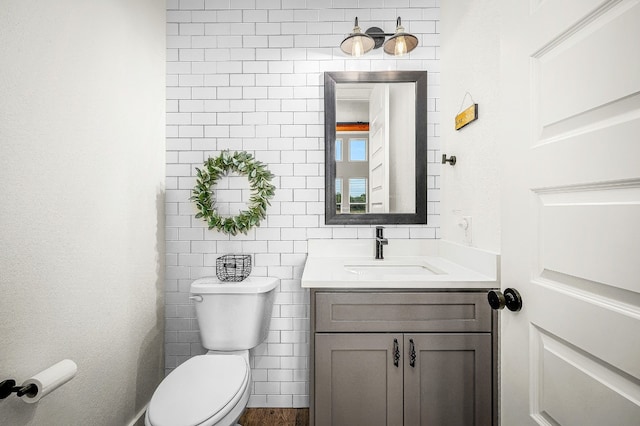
[344,263,442,276]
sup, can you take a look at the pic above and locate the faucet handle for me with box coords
[375,226,387,259]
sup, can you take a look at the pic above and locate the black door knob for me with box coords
[487,290,506,310]
[487,288,522,312]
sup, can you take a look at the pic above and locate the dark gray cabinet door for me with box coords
[404,333,492,426]
[315,333,404,426]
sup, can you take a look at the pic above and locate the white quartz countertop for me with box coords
[301,239,500,289]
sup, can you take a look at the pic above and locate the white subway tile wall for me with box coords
[166,0,440,408]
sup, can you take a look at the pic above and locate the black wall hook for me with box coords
[0,379,36,400]
[442,154,457,166]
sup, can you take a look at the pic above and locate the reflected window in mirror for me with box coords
[324,71,428,225]
[349,138,367,161]
[349,178,367,214]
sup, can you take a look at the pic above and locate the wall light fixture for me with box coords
[340,17,419,57]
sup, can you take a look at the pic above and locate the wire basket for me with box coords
[216,255,252,282]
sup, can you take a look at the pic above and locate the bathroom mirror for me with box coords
[324,71,428,225]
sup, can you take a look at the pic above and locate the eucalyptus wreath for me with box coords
[191,151,275,236]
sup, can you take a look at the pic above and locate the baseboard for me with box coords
[127,404,148,426]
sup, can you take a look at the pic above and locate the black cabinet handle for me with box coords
[393,338,400,367]
[409,339,416,368]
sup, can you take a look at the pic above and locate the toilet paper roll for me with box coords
[20,359,77,404]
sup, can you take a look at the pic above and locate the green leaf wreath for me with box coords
[190,151,275,236]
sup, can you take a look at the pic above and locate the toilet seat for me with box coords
[146,355,249,426]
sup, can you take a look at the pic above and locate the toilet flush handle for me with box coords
[189,295,203,303]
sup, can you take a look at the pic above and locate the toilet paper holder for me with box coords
[0,359,77,403]
[0,379,36,400]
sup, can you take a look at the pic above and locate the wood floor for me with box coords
[239,408,309,426]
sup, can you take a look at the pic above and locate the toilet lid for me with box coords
[147,355,248,426]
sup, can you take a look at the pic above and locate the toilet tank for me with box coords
[190,276,278,351]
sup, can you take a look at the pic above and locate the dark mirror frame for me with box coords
[324,70,429,225]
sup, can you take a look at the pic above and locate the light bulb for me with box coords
[394,36,407,56]
[353,38,364,57]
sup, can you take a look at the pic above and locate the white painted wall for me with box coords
[336,99,368,122]
[441,0,501,252]
[0,1,165,424]
[166,0,441,408]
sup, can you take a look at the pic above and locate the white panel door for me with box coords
[500,0,640,424]
[369,84,390,213]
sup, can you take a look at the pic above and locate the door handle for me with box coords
[393,338,400,367]
[488,288,522,312]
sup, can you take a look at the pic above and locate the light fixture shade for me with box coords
[340,18,375,57]
[383,17,418,56]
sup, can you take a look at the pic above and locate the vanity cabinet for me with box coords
[311,290,496,426]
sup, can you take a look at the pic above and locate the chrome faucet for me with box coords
[375,226,388,260]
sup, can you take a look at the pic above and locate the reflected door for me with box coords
[500,0,640,424]
[368,83,390,213]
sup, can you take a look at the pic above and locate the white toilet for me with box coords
[145,276,279,426]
